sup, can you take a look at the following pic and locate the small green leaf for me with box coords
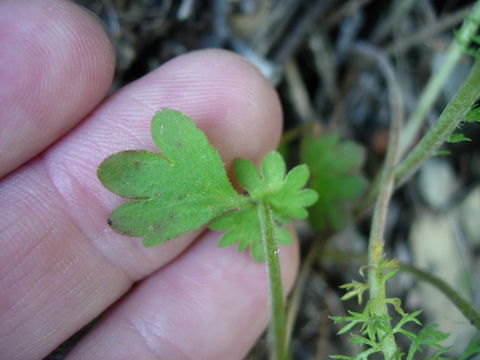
[340,281,369,304]
[465,107,480,123]
[233,158,262,196]
[459,333,480,360]
[210,151,317,261]
[97,109,243,247]
[209,205,261,257]
[434,149,451,156]
[447,132,471,143]
[98,109,316,261]
[209,204,291,262]
[406,324,451,360]
[262,151,286,185]
[301,132,367,233]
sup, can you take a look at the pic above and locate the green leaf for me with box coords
[434,149,451,156]
[97,109,243,247]
[233,158,262,196]
[465,106,480,122]
[209,204,291,262]
[447,132,471,143]
[406,324,451,360]
[459,332,480,360]
[301,132,367,233]
[98,109,317,261]
[210,151,318,261]
[339,281,369,304]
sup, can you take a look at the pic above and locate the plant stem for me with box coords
[367,183,398,360]
[357,57,480,214]
[362,43,403,359]
[399,264,480,331]
[258,201,287,360]
[367,263,397,359]
[395,57,480,185]
[399,0,480,156]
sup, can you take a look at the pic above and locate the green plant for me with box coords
[331,259,454,360]
[97,108,318,360]
[398,0,480,155]
[330,31,480,360]
[96,5,480,358]
[301,132,367,234]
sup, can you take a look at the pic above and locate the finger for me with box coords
[66,231,298,360]
[0,49,284,360]
[0,0,115,177]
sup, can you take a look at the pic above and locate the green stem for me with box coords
[258,201,287,360]
[399,264,480,331]
[357,57,480,214]
[395,58,480,185]
[367,264,397,359]
[399,0,480,156]
[367,200,398,360]
[362,43,403,359]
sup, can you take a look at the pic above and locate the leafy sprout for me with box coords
[97,108,317,261]
[210,152,318,261]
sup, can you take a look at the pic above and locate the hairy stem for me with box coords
[399,0,480,156]
[357,4,480,213]
[395,58,480,185]
[368,265,397,359]
[357,57,480,214]
[399,264,480,331]
[359,43,403,359]
[258,201,287,360]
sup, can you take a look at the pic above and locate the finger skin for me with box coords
[66,231,298,360]
[0,0,115,177]
[0,49,284,359]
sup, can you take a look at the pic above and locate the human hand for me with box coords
[0,1,298,359]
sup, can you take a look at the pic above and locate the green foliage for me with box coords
[433,106,479,154]
[332,297,452,360]
[444,93,480,147]
[210,152,318,261]
[465,106,480,122]
[446,132,471,143]
[301,132,367,233]
[98,109,317,260]
[458,333,480,360]
[339,281,369,305]
[453,23,480,59]
[208,203,291,261]
[433,150,451,156]
[331,259,453,360]
[97,109,244,246]
[404,325,451,360]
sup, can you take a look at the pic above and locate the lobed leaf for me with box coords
[233,158,262,196]
[98,109,317,261]
[98,109,243,246]
[209,204,291,262]
[301,132,367,233]
[447,132,471,143]
[210,150,317,261]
